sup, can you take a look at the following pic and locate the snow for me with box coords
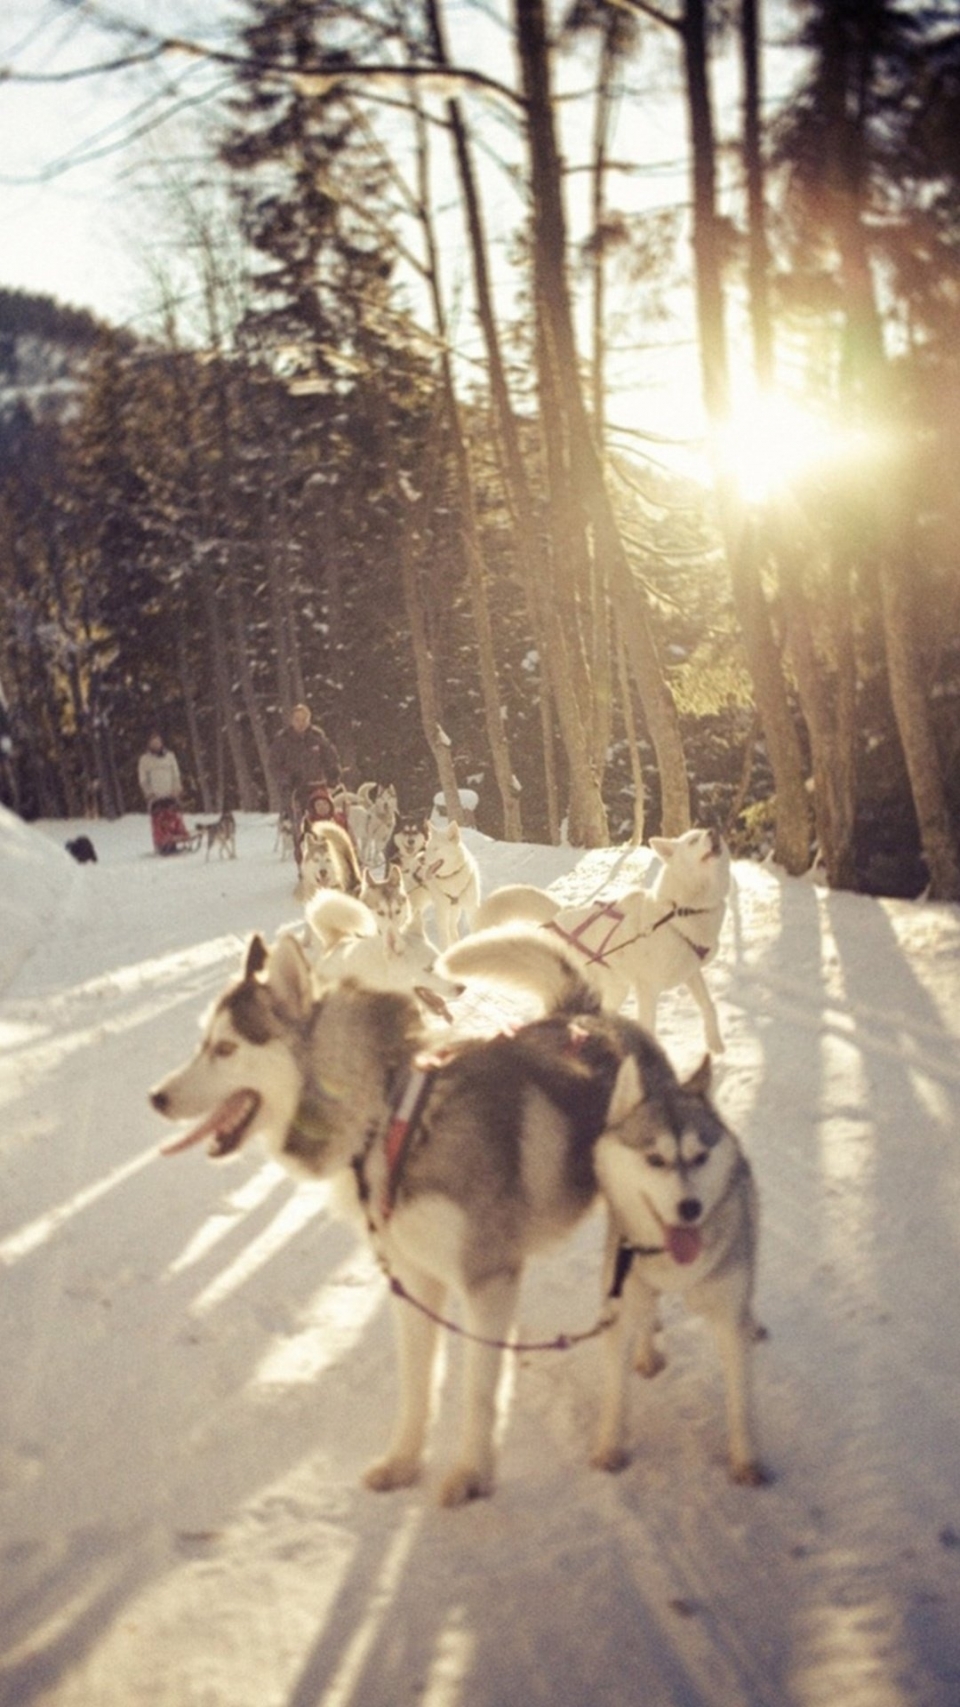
[2,804,959,1707]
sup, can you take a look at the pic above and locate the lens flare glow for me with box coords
[714,392,877,504]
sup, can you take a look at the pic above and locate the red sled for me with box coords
[151,798,196,855]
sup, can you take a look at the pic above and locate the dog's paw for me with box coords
[729,1458,771,1488]
[635,1345,666,1379]
[363,1454,421,1493]
[438,1464,494,1507]
[590,1443,630,1474]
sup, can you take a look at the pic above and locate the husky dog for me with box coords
[590,1050,766,1484]
[195,812,237,862]
[306,877,461,1013]
[151,930,764,1502]
[389,816,432,935]
[359,784,399,870]
[296,821,362,903]
[473,882,561,932]
[422,820,481,946]
[357,863,414,954]
[274,812,294,861]
[461,828,730,1051]
[309,865,413,958]
[343,782,396,869]
[441,927,767,1486]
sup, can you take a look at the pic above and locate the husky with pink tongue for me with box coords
[439,926,768,1486]
[588,1050,767,1485]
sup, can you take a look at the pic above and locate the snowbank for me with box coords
[0,805,76,993]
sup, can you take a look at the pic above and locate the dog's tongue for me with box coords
[159,1090,258,1157]
[665,1224,702,1265]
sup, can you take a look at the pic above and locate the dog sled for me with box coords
[150,798,197,856]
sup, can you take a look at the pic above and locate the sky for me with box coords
[0,1,243,331]
[1,803,959,1704]
[0,0,713,445]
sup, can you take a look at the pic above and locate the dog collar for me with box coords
[607,1238,666,1296]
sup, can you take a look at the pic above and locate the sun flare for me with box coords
[713,391,876,504]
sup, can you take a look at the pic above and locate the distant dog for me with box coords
[66,835,98,865]
[309,864,413,958]
[274,813,294,861]
[346,782,398,870]
[305,875,462,1015]
[296,820,362,902]
[151,929,766,1502]
[421,820,481,946]
[452,829,730,1051]
[390,816,432,935]
[194,812,237,862]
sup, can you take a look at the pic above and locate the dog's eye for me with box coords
[212,1041,237,1058]
[690,1152,709,1169]
[645,1153,667,1169]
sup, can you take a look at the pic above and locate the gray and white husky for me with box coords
[455,828,731,1052]
[306,869,461,1013]
[151,930,766,1502]
[295,820,362,903]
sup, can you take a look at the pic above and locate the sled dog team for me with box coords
[153,822,771,1505]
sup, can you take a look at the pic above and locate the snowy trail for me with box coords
[1,812,958,1706]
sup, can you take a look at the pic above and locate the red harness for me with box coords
[381,1061,436,1219]
[545,897,713,966]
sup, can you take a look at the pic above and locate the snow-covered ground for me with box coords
[1,806,959,1707]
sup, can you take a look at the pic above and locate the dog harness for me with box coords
[424,851,475,905]
[379,1060,437,1218]
[545,898,718,968]
[350,1032,620,1354]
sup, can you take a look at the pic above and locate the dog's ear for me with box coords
[608,1054,644,1126]
[265,932,314,1020]
[648,836,676,863]
[244,934,269,980]
[684,1054,713,1099]
[386,863,403,887]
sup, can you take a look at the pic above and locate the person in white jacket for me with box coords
[138,733,183,808]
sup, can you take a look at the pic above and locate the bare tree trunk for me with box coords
[815,17,960,898]
[398,516,464,822]
[740,0,774,388]
[741,0,856,881]
[410,88,524,840]
[425,0,587,841]
[681,0,812,872]
[204,307,269,810]
[616,630,645,843]
[177,615,213,811]
[878,501,960,898]
[776,536,857,886]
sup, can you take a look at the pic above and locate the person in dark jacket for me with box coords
[269,705,342,866]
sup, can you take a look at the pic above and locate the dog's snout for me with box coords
[678,1197,702,1224]
[150,1088,170,1114]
